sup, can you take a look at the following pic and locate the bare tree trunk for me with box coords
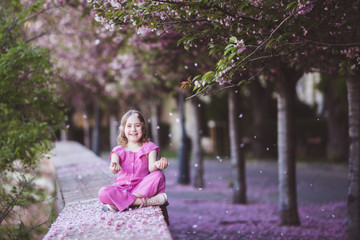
[92,98,100,156]
[228,89,246,203]
[249,77,274,158]
[178,90,190,184]
[151,103,160,146]
[60,129,68,141]
[276,64,301,226]
[83,112,90,148]
[109,115,118,149]
[346,72,360,240]
[191,97,204,188]
[322,74,348,162]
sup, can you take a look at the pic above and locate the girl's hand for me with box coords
[155,157,169,170]
[110,161,121,173]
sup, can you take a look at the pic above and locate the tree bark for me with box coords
[60,129,68,141]
[323,74,348,162]
[92,98,100,156]
[228,89,247,203]
[346,72,360,240]
[83,112,90,148]
[150,103,160,146]
[249,77,274,158]
[276,64,301,226]
[109,115,118,149]
[177,90,190,184]
[191,97,204,188]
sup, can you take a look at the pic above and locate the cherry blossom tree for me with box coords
[32,0,131,153]
[89,0,360,233]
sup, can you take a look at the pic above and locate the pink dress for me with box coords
[98,142,166,212]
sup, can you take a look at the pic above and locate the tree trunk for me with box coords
[249,77,274,158]
[60,129,68,141]
[228,88,247,203]
[109,115,118,149]
[177,90,190,184]
[92,98,100,156]
[191,97,204,188]
[83,112,90,148]
[323,74,348,162]
[276,64,301,226]
[151,103,160,146]
[346,72,360,240]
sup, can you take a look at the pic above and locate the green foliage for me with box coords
[0,0,66,238]
[0,42,64,170]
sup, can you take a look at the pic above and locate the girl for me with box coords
[98,110,169,212]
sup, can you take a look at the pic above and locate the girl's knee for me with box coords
[98,186,113,200]
[151,170,165,181]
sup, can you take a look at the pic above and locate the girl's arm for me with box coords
[148,149,169,172]
[109,153,122,174]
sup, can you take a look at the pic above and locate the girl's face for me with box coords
[124,114,143,144]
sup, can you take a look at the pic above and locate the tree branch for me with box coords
[186,66,266,100]
[248,43,307,62]
[303,39,360,47]
[208,66,266,96]
[230,11,296,71]
[25,28,54,43]
[21,6,57,24]
[0,176,28,225]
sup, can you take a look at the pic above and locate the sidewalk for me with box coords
[43,141,172,240]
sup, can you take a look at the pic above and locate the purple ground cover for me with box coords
[164,161,347,240]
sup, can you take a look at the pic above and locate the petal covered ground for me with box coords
[164,160,347,240]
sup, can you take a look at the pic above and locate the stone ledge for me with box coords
[44,141,172,240]
[43,199,172,240]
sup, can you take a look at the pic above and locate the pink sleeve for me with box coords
[110,146,123,158]
[139,142,159,157]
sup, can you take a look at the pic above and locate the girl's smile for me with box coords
[125,114,143,144]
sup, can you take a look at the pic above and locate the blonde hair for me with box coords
[117,110,149,146]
